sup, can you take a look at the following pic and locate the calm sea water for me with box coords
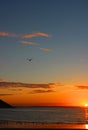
[0,107,88,124]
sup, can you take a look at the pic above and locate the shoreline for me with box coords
[0,121,88,129]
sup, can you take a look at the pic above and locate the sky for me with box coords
[0,0,88,106]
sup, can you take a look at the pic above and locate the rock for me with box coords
[0,99,13,108]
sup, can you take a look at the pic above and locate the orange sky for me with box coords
[0,81,88,107]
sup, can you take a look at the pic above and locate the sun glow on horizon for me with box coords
[85,104,88,107]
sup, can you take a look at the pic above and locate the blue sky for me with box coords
[0,0,88,85]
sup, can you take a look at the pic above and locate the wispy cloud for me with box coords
[0,31,52,51]
[0,81,63,95]
[0,81,59,89]
[0,32,18,37]
[0,78,7,82]
[20,41,39,45]
[30,89,55,94]
[22,32,51,38]
[40,48,52,52]
[9,88,23,91]
[0,94,14,96]
[48,82,63,87]
[76,85,88,89]
[0,31,51,39]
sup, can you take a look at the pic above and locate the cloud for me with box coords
[0,94,14,96]
[20,41,39,45]
[0,78,7,82]
[30,89,55,94]
[40,48,52,52]
[0,32,18,37]
[0,81,57,89]
[0,31,51,39]
[0,81,63,91]
[9,88,23,91]
[0,81,63,94]
[48,82,63,87]
[76,85,88,89]
[22,32,51,38]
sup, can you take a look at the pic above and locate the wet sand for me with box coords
[0,121,88,129]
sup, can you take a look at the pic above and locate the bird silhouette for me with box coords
[27,58,32,62]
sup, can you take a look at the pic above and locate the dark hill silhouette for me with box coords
[0,99,13,108]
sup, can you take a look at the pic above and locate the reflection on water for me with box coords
[85,124,88,129]
[0,121,87,129]
[85,106,88,129]
[1,120,88,129]
[0,107,86,124]
[85,107,88,123]
[1,107,88,129]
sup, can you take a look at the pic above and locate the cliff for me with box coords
[0,99,13,108]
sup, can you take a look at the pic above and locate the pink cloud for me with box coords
[22,32,51,38]
[40,48,52,52]
[20,41,39,45]
[0,31,51,39]
[0,32,18,37]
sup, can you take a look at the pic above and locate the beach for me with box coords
[0,121,88,129]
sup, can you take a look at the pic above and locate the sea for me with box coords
[0,106,88,124]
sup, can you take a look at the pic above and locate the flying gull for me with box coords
[27,58,32,62]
